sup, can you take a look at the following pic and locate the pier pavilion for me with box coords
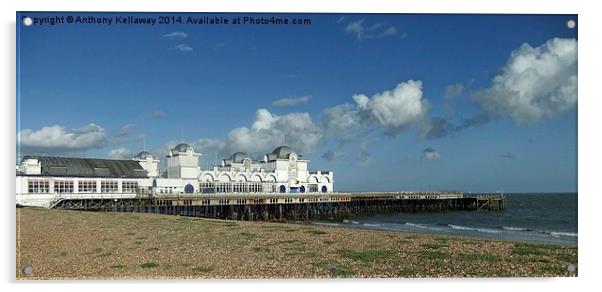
[16,144,334,208]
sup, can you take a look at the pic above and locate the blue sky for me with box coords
[16,12,578,192]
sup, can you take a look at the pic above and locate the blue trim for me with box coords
[184,184,194,193]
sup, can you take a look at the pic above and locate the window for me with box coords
[200,182,215,193]
[216,183,232,193]
[55,180,74,193]
[78,180,97,193]
[122,181,138,193]
[27,179,49,193]
[249,182,262,193]
[101,181,118,193]
[309,184,318,193]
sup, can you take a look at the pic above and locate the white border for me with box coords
[2,1,600,292]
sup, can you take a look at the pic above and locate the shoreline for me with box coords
[16,207,578,279]
[304,220,578,247]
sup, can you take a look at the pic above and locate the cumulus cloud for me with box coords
[353,80,429,134]
[473,38,577,124]
[107,147,132,160]
[323,103,363,141]
[344,19,398,40]
[162,31,188,39]
[175,43,193,52]
[227,109,324,155]
[18,123,107,155]
[323,80,429,141]
[193,138,228,158]
[273,95,311,107]
[422,148,441,161]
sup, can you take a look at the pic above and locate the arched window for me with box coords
[184,184,194,194]
[300,185,306,193]
[279,185,286,193]
[321,185,328,193]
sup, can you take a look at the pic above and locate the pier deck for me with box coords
[47,191,506,221]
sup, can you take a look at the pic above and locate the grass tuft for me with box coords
[306,229,328,235]
[110,264,126,269]
[456,253,501,262]
[339,249,394,263]
[421,243,449,250]
[238,232,257,240]
[418,250,449,260]
[512,243,554,256]
[192,266,214,273]
[314,260,354,278]
[397,268,419,277]
[140,262,159,269]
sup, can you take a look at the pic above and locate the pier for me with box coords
[49,191,506,221]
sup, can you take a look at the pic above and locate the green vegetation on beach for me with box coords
[16,207,577,279]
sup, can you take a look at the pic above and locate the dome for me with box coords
[230,152,250,163]
[136,151,153,160]
[272,146,294,159]
[173,143,192,153]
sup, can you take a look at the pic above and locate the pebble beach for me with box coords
[16,207,578,279]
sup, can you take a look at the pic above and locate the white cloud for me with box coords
[162,31,188,39]
[344,19,398,40]
[107,147,131,160]
[18,123,107,154]
[227,109,324,155]
[175,43,193,52]
[273,95,311,107]
[323,80,429,138]
[193,138,228,158]
[353,80,429,134]
[422,148,441,161]
[345,19,366,39]
[473,37,577,124]
[379,26,397,37]
[323,103,362,134]
[116,123,135,137]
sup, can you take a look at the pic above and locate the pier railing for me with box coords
[31,191,507,219]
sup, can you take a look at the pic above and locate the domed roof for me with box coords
[272,146,295,159]
[136,151,153,160]
[230,152,250,163]
[173,143,192,152]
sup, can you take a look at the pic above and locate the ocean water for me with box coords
[313,193,577,246]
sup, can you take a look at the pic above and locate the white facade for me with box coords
[16,144,334,207]
[197,146,333,194]
[166,143,201,179]
[133,151,160,178]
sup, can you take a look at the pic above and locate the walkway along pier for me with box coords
[49,191,506,221]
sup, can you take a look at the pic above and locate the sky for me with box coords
[16,12,578,193]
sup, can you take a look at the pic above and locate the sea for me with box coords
[313,193,577,246]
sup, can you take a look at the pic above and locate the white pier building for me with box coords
[16,144,334,207]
